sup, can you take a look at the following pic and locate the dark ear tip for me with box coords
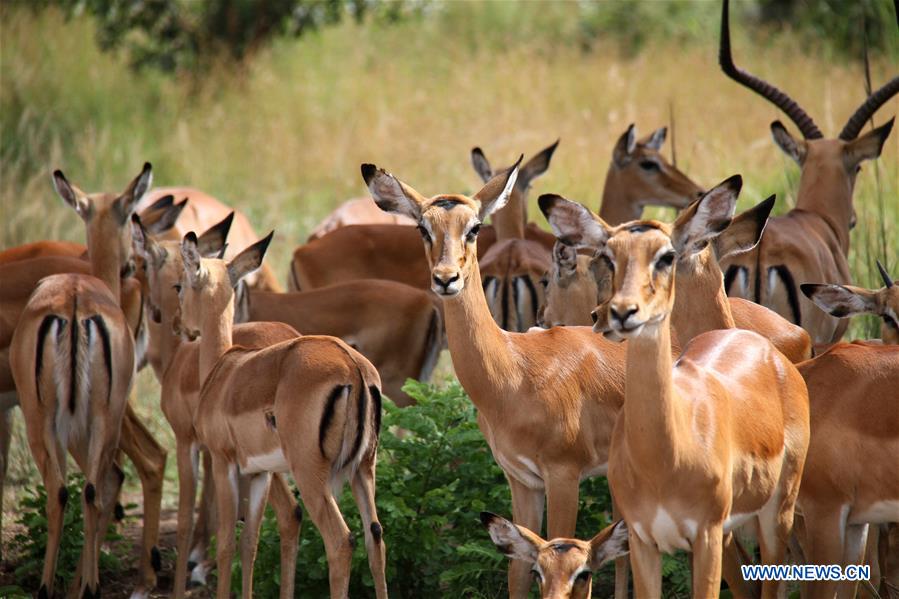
[512,154,525,169]
[262,230,275,246]
[479,511,497,527]
[770,120,785,131]
[537,194,560,215]
[131,213,142,225]
[53,169,64,179]
[799,283,819,298]
[176,198,189,207]
[471,146,484,155]
[361,163,377,184]
[723,174,743,192]
[143,162,152,170]
[184,231,199,244]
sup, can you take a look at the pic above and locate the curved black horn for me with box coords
[839,77,899,140]
[877,259,894,288]
[719,0,823,139]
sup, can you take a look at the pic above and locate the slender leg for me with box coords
[0,404,12,561]
[629,527,662,599]
[173,440,199,598]
[268,473,301,599]
[507,476,545,599]
[211,456,239,599]
[545,471,579,538]
[611,498,630,599]
[722,531,760,599]
[693,523,725,599]
[30,432,67,598]
[349,456,388,599]
[190,448,216,587]
[802,507,845,599]
[118,403,167,593]
[239,472,272,598]
[837,524,870,599]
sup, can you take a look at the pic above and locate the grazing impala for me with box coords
[177,232,387,599]
[541,177,810,598]
[718,0,897,345]
[481,512,629,599]
[365,160,639,598]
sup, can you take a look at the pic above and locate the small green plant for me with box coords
[12,472,125,592]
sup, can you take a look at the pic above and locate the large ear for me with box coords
[117,162,153,221]
[471,147,493,183]
[181,231,204,288]
[672,174,742,256]
[131,214,164,266]
[198,212,234,257]
[518,139,560,190]
[770,121,806,165]
[800,283,882,318]
[612,124,637,166]
[553,240,578,277]
[143,197,188,235]
[589,520,629,569]
[52,169,91,220]
[844,118,894,167]
[538,194,610,249]
[227,231,274,288]
[473,155,522,220]
[714,194,775,260]
[640,127,667,151]
[480,512,542,563]
[362,164,426,222]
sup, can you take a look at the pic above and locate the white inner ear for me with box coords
[480,168,519,219]
[547,204,607,249]
[369,173,420,221]
[626,126,637,154]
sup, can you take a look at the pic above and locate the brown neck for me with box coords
[88,244,122,299]
[491,188,526,239]
[623,312,686,467]
[671,253,735,342]
[441,257,516,417]
[157,310,183,378]
[599,169,643,225]
[199,296,235,384]
[794,165,854,253]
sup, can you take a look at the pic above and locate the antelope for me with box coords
[718,0,898,346]
[481,512,629,599]
[137,186,283,292]
[0,240,86,265]
[308,196,416,241]
[133,216,302,597]
[176,232,387,599]
[364,160,637,599]
[541,176,811,598]
[471,141,557,332]
[538,243,606,329]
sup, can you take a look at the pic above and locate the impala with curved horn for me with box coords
[718,0,897,346]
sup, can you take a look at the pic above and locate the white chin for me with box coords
[433,286,462,297]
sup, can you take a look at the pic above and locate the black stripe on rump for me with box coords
[87,315,113,404]
[319,384,350,457]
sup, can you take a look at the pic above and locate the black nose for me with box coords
[610,306,637,325]
[433,274,460,290]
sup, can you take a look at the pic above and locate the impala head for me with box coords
[176,229,273,341]
[363,160,521,297]
[471,139,559,203]
[52,162,153,279]
[481,512,628,599]
[538,242,608,328]
[133,212,233,327]
[801,261,899,345]
[541,175,745,338]
[720,0,897,229]
[607,123,704,211]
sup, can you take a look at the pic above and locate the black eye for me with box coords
[539,275,549,289]
[466,224,481,242]
[656,252,676,269]
[417,224,432,243]
[639,160,660,172]
[173,284,182,293]
[575,570,592,583]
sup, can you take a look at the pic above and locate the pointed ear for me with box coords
[800,283,882,318]
[474,155,522,220]
[143,197,188,235]
[227,231,274,288]
[672,174,742,256]
[518,139,560,190]
[480,512,542,563]
[714,194,775,260]
[53,169,91,220]
[539,194,610,249]
[471,147,493,183]
[362,164,426,221]
[553,241,578,276]
[844,118,894,167]
[771,121,806,165]
[131,214,164,266]
[181,231,204,287]
[198,212,234,257]
[612,124,637,166]
[589,520,629,569]
[641,127,667,151]
[117,162,153,222]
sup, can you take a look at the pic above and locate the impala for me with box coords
[177,232,387,599]
[0,240,86,265]
[538,242,606,329]
[365,160,637,598]
[481,512,629,599]
[134,216,302,597]
[541,176,810,598]
[308,196,416,241]
[718,0,897,345]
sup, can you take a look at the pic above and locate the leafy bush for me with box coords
[10,472,126,593]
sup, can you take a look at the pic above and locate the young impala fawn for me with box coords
[177,232,387,599]
[541,176,810,598]
[481,512,629,599]
[364,160,637,599]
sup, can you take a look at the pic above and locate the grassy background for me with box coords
[1,0,897,591]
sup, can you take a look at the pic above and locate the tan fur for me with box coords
[480,239,550,332]
[177,234,387,599]
[0,240,86,265]
[539,248,601,328]
[307,196,416,241]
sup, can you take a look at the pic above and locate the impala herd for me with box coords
[1,2,898,598]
